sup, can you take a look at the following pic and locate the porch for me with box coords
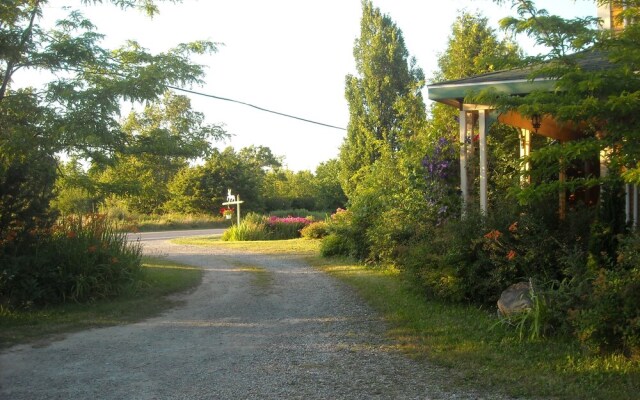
[426,50,639,226]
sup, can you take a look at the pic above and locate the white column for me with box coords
[479,110,488,214]
[626,184,631,224]
[459,110,468,210]
[559,167,567,220]
[520,129,531,185]
[600,148,610,178]
[634,185,638,229]
[236,195,241,226]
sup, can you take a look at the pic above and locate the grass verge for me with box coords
[173,235,321,255]
[310,257,640,400]
[109,213,231,232]
[0,256,202,349]
[176,237,640,400]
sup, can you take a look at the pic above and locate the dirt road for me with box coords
[0,238,506,399]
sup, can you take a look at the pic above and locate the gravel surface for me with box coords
[0,239,510,399]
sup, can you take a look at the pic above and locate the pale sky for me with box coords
[38,0,595,171]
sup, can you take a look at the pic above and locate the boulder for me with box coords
[497,281,533,316]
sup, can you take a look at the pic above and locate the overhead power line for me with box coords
[167,85,347,131]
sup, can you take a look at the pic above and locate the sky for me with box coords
[37,0,596,171]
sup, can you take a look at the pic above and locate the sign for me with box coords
[221,189,244,225]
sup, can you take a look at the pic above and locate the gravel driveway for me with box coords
[0,239,508,399]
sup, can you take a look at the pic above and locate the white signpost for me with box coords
[222,189,244,226]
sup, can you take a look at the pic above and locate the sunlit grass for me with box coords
[116,213,231,232]
[174,236,321,255]
[0,256,202,349]
[308,256,640,400]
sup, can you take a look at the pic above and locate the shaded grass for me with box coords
[0,257,202,349]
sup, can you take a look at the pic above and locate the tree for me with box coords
[51,158,99,215]
[314,159,347,211]
[261,169,316,211]
[166,146,281,214]
[94,92,227,214]
[474,0,640,353]
[1,0,217,237]
[332,2,430,262]
[339,0,426,197]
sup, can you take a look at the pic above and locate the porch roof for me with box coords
[427,50,610,108]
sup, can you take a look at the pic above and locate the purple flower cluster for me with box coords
[422,137,454,181]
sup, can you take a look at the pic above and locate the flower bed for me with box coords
[265,216,312,240]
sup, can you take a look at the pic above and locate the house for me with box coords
[426,1,637,223]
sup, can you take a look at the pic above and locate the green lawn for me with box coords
[0,257,202,349]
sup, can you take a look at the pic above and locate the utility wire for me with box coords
[167,85,347,131]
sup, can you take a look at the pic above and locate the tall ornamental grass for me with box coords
[1,214,143,308]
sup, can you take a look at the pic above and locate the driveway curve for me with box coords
[1,238,507,399]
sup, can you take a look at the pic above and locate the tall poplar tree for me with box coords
[339,0,426,197]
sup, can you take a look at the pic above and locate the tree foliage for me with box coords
[166,146,280,214]
[93,92,227,214]
[477,1,640,217]
[339,0,426,197]
[1,0,218,235]
[1,1,224,308]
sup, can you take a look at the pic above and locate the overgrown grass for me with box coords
[131,213,231,232]
[269,209,328,220]
[0,257,202,349]
[176,236,640,399]
[104,212,230,232]
[221,219,270,241]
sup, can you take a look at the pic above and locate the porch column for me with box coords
[479,110,488,214]
[626,184,631,225]
[600,148,610,178]
[459,110,469,210]
[634,185,638,229]
[520,129,531,185]
[559,166,567,220]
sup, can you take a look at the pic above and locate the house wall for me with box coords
[598,1,626,31]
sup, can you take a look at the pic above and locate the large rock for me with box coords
[497,281,533,316]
